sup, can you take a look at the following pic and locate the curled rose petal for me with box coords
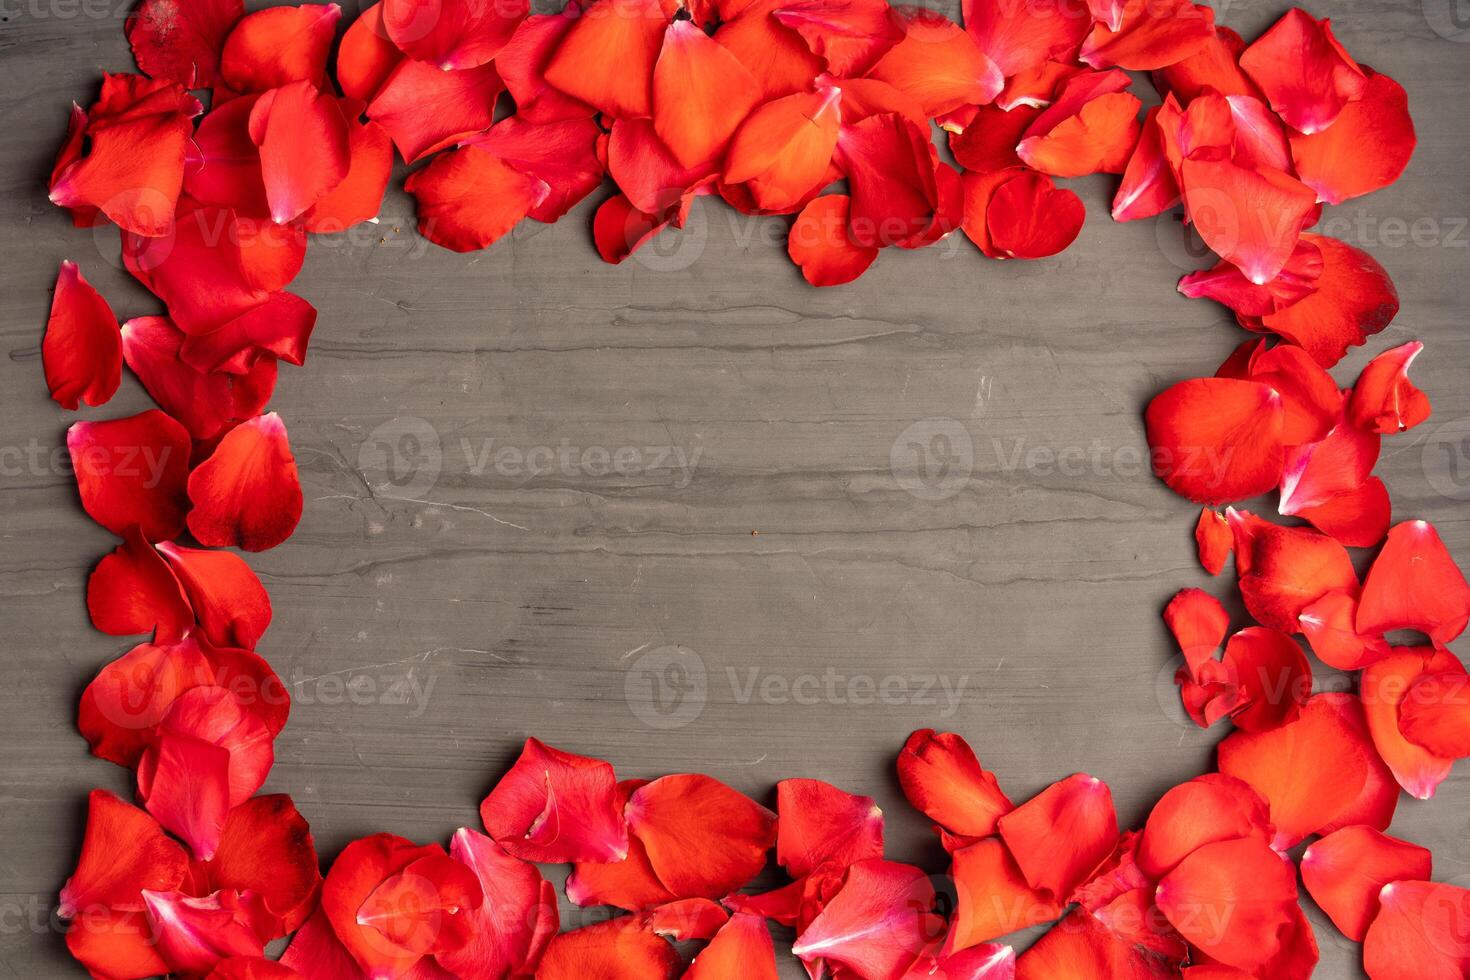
[1278,418,1381,515]
[247,81,350,225]
[186,413,303,552]
[1301,826,1431,942]
[1361,649,1464,800]
[381,0,528,70]
[1162,588,1228,675]
[44,260,121,410]
[68,410,191,541]
[122,316,277,441]
[479,737,628,864]
[1348,340,1430,434]
[1177,239,1323,318]
[1358,520,1470,646]
[1238,8,1367,135]
[897,729,1012,839]
[1144,377,1284,505]
[788,194,880,287]
[1195,508,1233,575]
[194,795,322,937]
[1363,881,1470,980]
[220,4,340,93]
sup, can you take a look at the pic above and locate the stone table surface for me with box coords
[1,0,1468,976]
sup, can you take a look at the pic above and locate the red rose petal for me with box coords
[368,60,504,164]
[143,888,265,974]
[156,686,275,810]
[868,9,1002,118]
[193,795,322,937]
[1298,589,1390,670]
[1162,588,1229,675]
[838,112,945,249]
[1233,341,1341,447]
[1399,671,1470,759]
[962,0,1088,78]
[686,912,778,980]
[1220,626,1312,732]
[776,778,884,877]
[337,2,402,103]
[1314,692,1400,836]
[792,859,941,979]
[1293,475,1392,547]
[897,729,1013,839]
[1014,906,1169,979]
[788,194,880,287]
[1195,509,1233,575]
[1363,881,1470,980]
[1017,91,1141,178]
[1079,0,1216,71]
[950,838,1062,951]
[950,104,1041,175]
[437,828,558,977]
[206,956,303,980]
[480,737,629,864]
[984,170,1085,259]
[496,7,596,122]
[725,89,841,213]
[1180,159,1316,286]
[78,637,214,766]
[1145,377,1284,504]
[404,145,549,253]
[1301,826,1431,942]
[542,0,667,120]
[772,0,904,77]
[716,0,825,103]
[356,853,483,957]
[44,260,122,410]
[466,115,605,223]
[643,897,729,940]
[126,0,243,89]
[1291,69,1414,205]
[137,729,234,860]
[320,834,447,977]
[1359,521,1470,646]
[1136,773,1271,880]
[1238,523,1357,633]
[156,541,271,650]
[220,4,340,93]
[537,917,681,980]
[60,789,190,919]
[1151,25,1256,103]
[178,292,317,375]
[247,81,351,225]
[1217,694,1372,847]
[1156,837,1296,971]
[1361,650,1463,799]
[653,20,761,169]
[1238,8,1367,135]
[122,316,277,440]
[626,773,777,899]
[86,526,192,641]
[1111,105,1180,222]
[1348,340,1431,434]
[1178,239,1324,317]
[68,410,191,541]
[1278,418,1381,515]
[381,0,527,71]
[592,193,685,265]
[187,413,303,552]
[998,774,1118,901]
[299,111,393,233]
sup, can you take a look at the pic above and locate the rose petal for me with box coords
[337,2,402,103]
[725,89,841,213]
[1156,837,1296,971]
[480,737,628,864]
[1359,521,1470,646]
[1162,588,1229,675]
[143,889,265,974]
[543,0,667,120]
[68,410,191,541]
[1195,509,1233,575]
[962,0,1088,78]
[1238,523,1357,634]
[653,20,761,169]
[868,9,1002,117]
[44,260,122,410]
[60,789,189,919]
[193,795,322,937]
[137,730,234,860]
[686,912,778,980]
[404,145,549,253]
[368,60,503,164]
[247,81,350,225]
[126,0,243,89]
[1348,340,1430,434]
[772,0,904,77]
[187,413,303,552]
[1144,378,1284,504]
[220,4,340,93]
[776,778,884,878]
[950,838,1062,951]
[381,0,527,70]
[1079,0,1216,71]
[1290,69,1414,205]
[1180,159,1316,286]
[1136,773,1271,881]
[1299,589,1390,671]
[897,729,1013,839]
[998,774,1118,901]
[788,194,880,287]
[984,170,1085,259]
[437,828,557,977]
[496,6,596,122]
[86,526,193,641]
[122,316,276,440]
[626,773,777,899]
[1301,826,1431,942]
[1238,8,1367,135]
[320,834,447,977]
[792,859,941,980]
[1363,881,1470,980]
[1361,650,1463,799]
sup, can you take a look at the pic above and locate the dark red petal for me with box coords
[437,828,557,977]
[220,4,340,93]
[1238,523,1357,633]
[998,774,1118,901]
[1348,340,1431,434]
[591,193,680,265]
[480,737,628,864]
[381,0,527,70]
[44,260,122,410]
[404,146,549,253]
[1301,826,1431,942]
[247,80,351,225]
[1359,520,1470,646]
[60,789,189,918]
[186,413,303,552]
[1180,159,1316,286]
[126,0,242,88]
[791,859,941,979]
[1079,0,1216,71]
[1157,837,1296,971]
[984,170,1085,259]
[194,795,322,937]
[1217,694,1372,848]
[320,834,446,977]
[897,729,1013,839]
[122,316,276,440]
[950,104,1041,174]
[788,194,880,287]
[1195,509,1233,575]
[962,0,1089,78]
[1361,650,1463,800]
[652,20,761,169]
[1298,589,1390,671]
[155,542,271,651]
[68,410,191,541]
[868,9,1002,117]
[368,60,503,164]
[536,918,681,980]
[776,778,883,878]
[542,0,667,119]
[838,112,943,249]
[86,526,192,640]
[1364,881,1470,979]
[950,838,1062,951]
[1247,234,1399,368]
[685,912,778,980]
[1144,378,1284,504]
[1291,69,1414,205]
[626,773,777,899]
[1238,8,1367,135]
